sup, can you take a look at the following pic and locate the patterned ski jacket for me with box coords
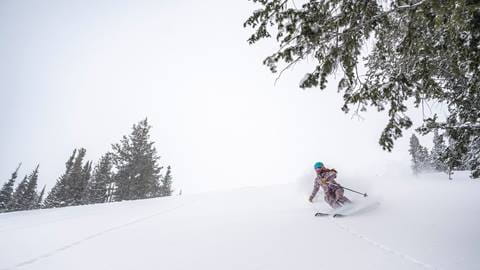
[309,168,340,201]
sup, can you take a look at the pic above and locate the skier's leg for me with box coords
[342,195,352,204]
[335,188,351,206]
[324,194,339,208]
[325,193,342,208]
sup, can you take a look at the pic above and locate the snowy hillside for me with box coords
[1,172,479,270]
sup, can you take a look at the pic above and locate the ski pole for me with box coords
[339,185,368,197]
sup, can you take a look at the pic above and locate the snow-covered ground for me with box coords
[1,172,479,270]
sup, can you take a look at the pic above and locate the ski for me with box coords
[314,212,346,217]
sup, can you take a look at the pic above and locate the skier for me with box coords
[309,162,351,208]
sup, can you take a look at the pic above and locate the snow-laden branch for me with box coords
[432,122,480,130]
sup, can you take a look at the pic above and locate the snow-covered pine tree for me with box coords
[0,163,21,212]
[20,165,39,210]
[43,182,62,208]
[36,185,46,209]
[159,166,173,197]
[112,118,163,201]
[83,153,113,204]
[409,134,431,175]
[409,134,421,174]
[64,148,87,206]
[44,149,77,208]
[7,175,29,211]
[77,160,92,204]
[465,137,480,178]
[430,130,448,173]
[444,136,466,180]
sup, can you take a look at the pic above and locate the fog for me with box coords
[0,0,429,193]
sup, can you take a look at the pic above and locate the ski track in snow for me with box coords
[0,199,200,270]
[331,218,438,270]
[0,209,110,233]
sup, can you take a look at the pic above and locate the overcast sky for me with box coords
[0,0,432,193]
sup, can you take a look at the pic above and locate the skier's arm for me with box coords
[309,181,320,202]
[328,179,339,186]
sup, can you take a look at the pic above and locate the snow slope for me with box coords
[1,172,479,270]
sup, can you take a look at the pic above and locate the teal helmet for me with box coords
[314,162,324,169]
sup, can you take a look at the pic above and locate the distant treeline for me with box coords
[409,130,478,180]
[0,118,173,213]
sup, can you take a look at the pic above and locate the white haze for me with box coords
[0,0,433,193]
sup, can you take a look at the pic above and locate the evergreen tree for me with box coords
[64,148,87,206]
[430,130,448,173]
[409,134,431,175]
[0,163,21,212]
[112,118,163,201]
[245,0,480,176]
[36,185,46,209]
[8,175,29,211]
[159,166,173,197]
[43,182,63,208]
[466,137,480,178]
[443,136,465,180]
[21,165,39,210]
[44,149,77,208]
[76,160,92,204]
[83,153,113,204]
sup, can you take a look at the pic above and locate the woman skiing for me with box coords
[309,162,351,208]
